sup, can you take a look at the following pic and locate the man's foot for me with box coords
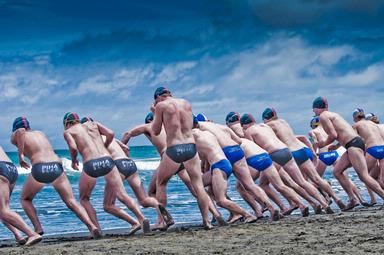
[282,205,299,216]
[91,228,102,239]
[216,216,229,226]
[158,204,174,227]
[300,206,310,217]
[324,206,334,214]
[36,230,44,236]
[313,204,322,214]
[342,199,359,211]
[203,222,213,230]
[128,224,142,236]
[16,237,27,245]
[336,200,346,210]
[152,222,168,231]
[141,219,152,235]
[228,214,243,224]
[271,209,280,221]
[244,215,258,224]
[25,235,42,246]
[364,201,377,207]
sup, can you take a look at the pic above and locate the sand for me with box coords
[2,206,384,255]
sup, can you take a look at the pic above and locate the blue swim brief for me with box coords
[367,145,384,160]
[291,147,311,166]
[319,151,339,166]
[223,145,245,165]
[211,159,233,178]
[246,153,273,172]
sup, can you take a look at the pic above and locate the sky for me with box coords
[1,0,384,151]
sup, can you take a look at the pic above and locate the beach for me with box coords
[2,206,384,254]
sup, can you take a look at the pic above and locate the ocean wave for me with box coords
[16,157,160,175]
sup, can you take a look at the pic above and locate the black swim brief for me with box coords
[31,162,64,184]
[166,143,197,164]
[345,136,365,152]
[114,158,137,179]
[83,156,115,178]
[0,161,18,185]
[269,148,293,166]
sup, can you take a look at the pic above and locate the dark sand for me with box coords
[2,206,384,255]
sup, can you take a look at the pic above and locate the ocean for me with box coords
[0,146,375,240]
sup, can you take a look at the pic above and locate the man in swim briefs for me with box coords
[262,108,345,211]
[10,117,100,239]
[151,87,226,229]
[81,117,173,231]
[0,143,42,246]
[312,97,384,208]
[63,112,150,235]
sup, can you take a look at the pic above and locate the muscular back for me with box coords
[155,98,194,146]
[267,119,305,151]
[245,124,287,153]
[320,111,357,146]
[192,129,226,164]
[240,138,266,158]
[354,120,384,148]
[198,122,237,147]
[66,123,109,162]
[309,127,332,153]
[146,124,167,155]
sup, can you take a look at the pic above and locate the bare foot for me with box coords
[216,216,229,226]
[141,219,152,235]
[25,235,42,246]
[271,209,280,222]
[127,224,141,236]
[91,228,102,239]
[152,222,168,231]
[300,206,309,217]
[244,215,258,224]
[324,206,334,214]
[228,214,243,224]
[158,204,174,227]
[336,200,346,210]
[203,222,213,230]
[342,199,359,211]
[16,237,27,245]
[282,205,299,216]
[313,204,322,214]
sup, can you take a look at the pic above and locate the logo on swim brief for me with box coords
[5,164,17,173]
[92,159,111,170]
[323,152,337,158]
[41,164,59,174]
[121,160,134,168]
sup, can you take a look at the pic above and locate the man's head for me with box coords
[63,112,80,129]
[365,113,380,124]
[262,107,277,123]
[154,87,171,104]
[312,96,328,116]
[240,113,256,130]
[80,117,94,124]
[310,116,320,129]
[225,111,241,126]
[12,116,30,133]
[145,112,154,124]
[352,108,365,123]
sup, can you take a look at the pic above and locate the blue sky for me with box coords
[1,0,384,151]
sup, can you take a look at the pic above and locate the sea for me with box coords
[0,146,376,240]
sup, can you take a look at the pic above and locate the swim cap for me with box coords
[154,87,171,100]
[226,112,240,124]
[80,117,94,124]
[63,112,80,126]
[145,112,154,124]
[365,113,375,120]
[196,113,208,122]
[312,97,328,109]
[310,116,320,129]
[240,113,255,126]
[12,117,30,132]
[353,108,365,119]
[262,108,277,121]
[193,114,198,126]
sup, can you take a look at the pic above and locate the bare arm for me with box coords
[226,126,242,145]
[121,124,149,144]
[64,132,79,170]
[97,122,115,148]
[116,139,130,157]
[13,129,30,169]
[152,104,164,136]
[318,116,337,147]
[297,135,316,155]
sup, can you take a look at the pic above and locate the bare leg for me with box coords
[379,159,384,189]
[259,175,288,212]
[178,169,197,197]
[366,155,379,205]
[316,160,327,177]
[156,155,181,207]
[79,172,100,230]
[20,175,45,234]
[147,169,158,197]
[53,173,100,237]
[236,181,263,217]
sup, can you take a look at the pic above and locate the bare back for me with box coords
[199,122,237,147]
[244,124,287,153]
[354,120,384,148]
[106,139,127,160]
[309,126,332,153]
[192,129,226,164]
[65,123,109,162]
[240,138,267,158]
[267,119,306,151]
[146,124,167,156]
[320,111,358,146]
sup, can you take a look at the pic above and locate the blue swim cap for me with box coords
[312,97,328,109]
[145,112,154,124]
[81,117,94,124]
[12,117,30,132]
[63,112,80,127]
[365,113,375,120]
[154,87,171,100]
[262,108,277,121]
[193,114,199,126]
[196,113,208,122]
[310,116,320,129]
[353,108,365,119]
[226,112,240,124]
[240,113,255,126]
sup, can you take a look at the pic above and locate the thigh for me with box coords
[264,167,285,188]
[202,171,212,187]
[103,183,117,205]
[104,167,126,193]
[53,173,76,200]
[79,172,97,198]
[127,173,147,199]
[233,158,254,184]
[211,171,228,200]
[0,179,10,208]
[333,152,351,175]
[21,174,44,200]
[365,154,378,172]
[283,160,306,184]
[259,172,270,186]
[157,154,179,184]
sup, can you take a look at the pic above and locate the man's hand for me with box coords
[72,160,80,171]
[150,103,156,113]
[19,157,30,169]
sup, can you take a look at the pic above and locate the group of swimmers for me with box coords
[0,87,383,247]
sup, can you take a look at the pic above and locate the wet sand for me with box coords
[2,206,384,255]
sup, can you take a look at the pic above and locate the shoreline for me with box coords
[2,205,384,254]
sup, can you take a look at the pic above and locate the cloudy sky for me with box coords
[1,0,384,151]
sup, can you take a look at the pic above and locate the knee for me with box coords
[216,199,226,208]
[65,198,77,209]
[138,198,150,208]
[80,195,90,205]
[103,203,114,213]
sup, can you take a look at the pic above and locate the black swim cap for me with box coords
[145,112,154,124]
[240,113,255,126]
[312,97,328,109]
[81,117,94,124]
[262,108,277,121]
[12,117,30,132]
[226,112,240,124]
[154,87,170,100]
